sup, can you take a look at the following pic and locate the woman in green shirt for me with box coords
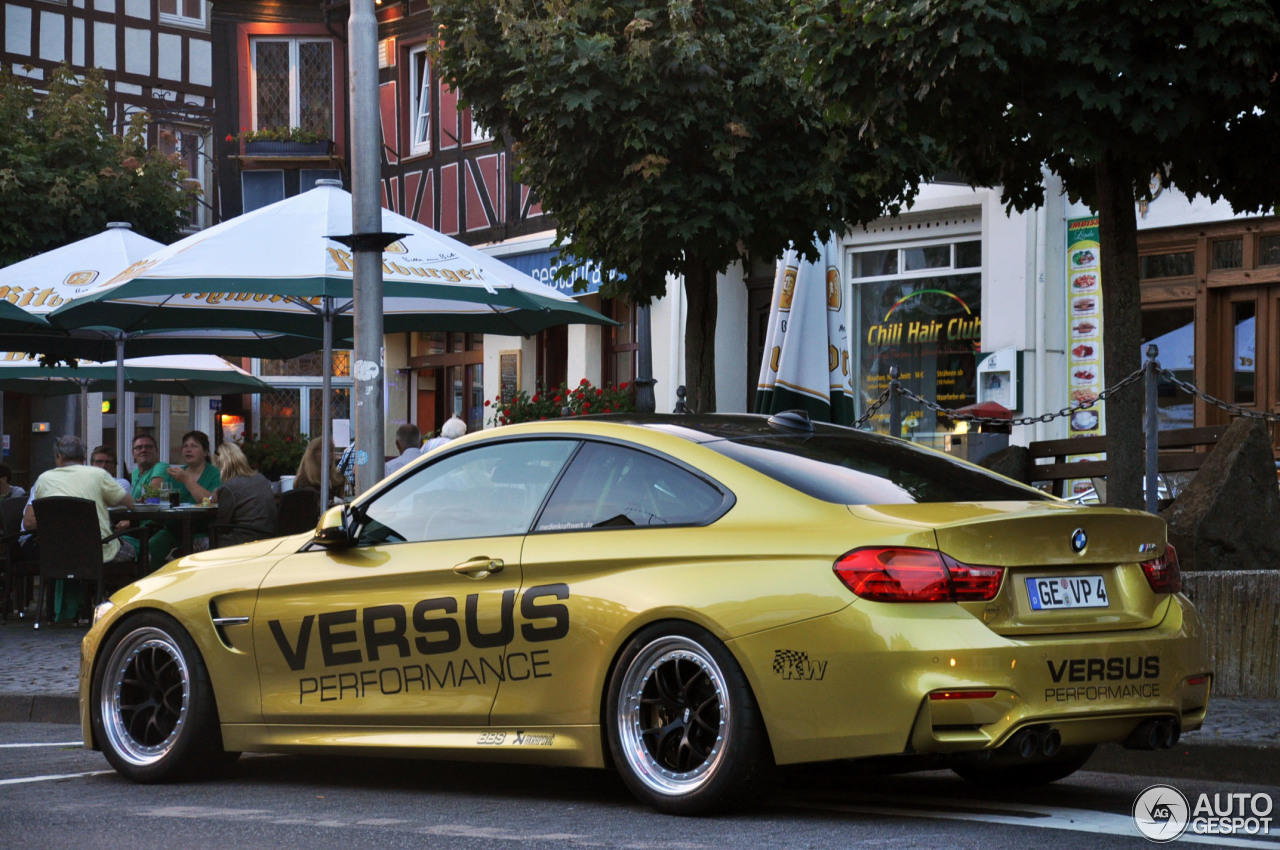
[149,430,222,564]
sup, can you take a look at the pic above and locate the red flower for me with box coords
[583,402,591,411]
[579,378,590,385]
[553,395,562,403]
[225,134,234,143]
[484,399,491,407]
[619,382,630,390]
[532,394,540,403]
[596,388,603,396]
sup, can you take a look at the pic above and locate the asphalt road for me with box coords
[5,722,1279,850]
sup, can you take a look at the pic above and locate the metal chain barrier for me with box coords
[854,388,891,428]
[888,365,1146,429]
[1159,369,1280,422]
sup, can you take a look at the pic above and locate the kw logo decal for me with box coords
[773,649,827,681]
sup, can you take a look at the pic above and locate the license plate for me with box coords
[1025,575,1108,610]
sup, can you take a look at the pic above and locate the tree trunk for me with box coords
[1095,152,1143,509]
[682,256,718,413]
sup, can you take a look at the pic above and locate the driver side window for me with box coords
[357,439,577,544]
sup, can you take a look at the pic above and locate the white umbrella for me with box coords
[0,223,324,469]
[49,182,615,506]
[754,236,854,423]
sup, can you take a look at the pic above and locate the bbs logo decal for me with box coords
[773,649,827,681]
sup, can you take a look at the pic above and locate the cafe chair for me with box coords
[276,487,322,536]
[31,497,151,629]
[0,495,37,622]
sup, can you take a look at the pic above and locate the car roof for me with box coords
[568,410,862,444]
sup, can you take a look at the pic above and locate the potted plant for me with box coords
[236,434,310,481]
[486,378,636,425]
[230,127,332,156]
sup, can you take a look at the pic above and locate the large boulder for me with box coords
[1160,418,1280,571]
[980,444,1031,483]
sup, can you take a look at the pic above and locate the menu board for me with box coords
[1065,217,1104,498]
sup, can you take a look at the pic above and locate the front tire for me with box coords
[606,622,773,815]
[91,611,235,782]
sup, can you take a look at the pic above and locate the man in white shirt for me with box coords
[384,423,424,477]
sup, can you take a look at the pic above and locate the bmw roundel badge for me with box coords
[1070,528,1088,553]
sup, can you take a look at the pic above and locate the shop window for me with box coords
[251,38,334,139]
[1139,251,1194,279]
[241,170,284,214]
[260,350,351,378]
[1212,238,1244,270]
[1141,307,1195,430]
[851,237,982,449]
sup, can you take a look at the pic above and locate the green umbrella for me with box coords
[0,352,272,396]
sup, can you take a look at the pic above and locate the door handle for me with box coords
[454,557,504,578]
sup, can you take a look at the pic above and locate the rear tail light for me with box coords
[1140,544,1182,594]
[834,547,1004,602]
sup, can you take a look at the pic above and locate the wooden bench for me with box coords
[1026,424,1230,498]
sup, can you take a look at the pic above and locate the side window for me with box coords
[536,442,727,532]
[357,440,576,545]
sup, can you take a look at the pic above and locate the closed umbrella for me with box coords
[754,237,854,424]
[49,182,616,507]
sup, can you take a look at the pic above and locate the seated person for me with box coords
[295,436,343,496]
[90,445,131,493]
[128,433,168,501]
[149,430,221,563]
[0,463,26,501]
[196,442,277,550]
[22,435,135,621]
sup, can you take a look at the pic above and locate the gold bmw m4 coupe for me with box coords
[81,413,1210,814]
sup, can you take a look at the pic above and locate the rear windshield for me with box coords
[706,434,1051,505]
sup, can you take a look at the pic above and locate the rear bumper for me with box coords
[731,592,1211,765]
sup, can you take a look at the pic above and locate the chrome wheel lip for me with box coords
[616,635,730,797]
[98,627,191,768]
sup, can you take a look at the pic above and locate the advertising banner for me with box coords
[1066,217,1104,499]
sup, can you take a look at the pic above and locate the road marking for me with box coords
[0,770,112,786]
[0,741,83,748]
[785,798,1280,848]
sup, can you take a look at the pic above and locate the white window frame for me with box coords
[158,0,207,28]
[408,45,432,156]
[467,105,492,146]
[249,37,334,137]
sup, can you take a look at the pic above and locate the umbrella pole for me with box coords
[80,383,89,448]
[320,298,333,509]
[116,337,127,476]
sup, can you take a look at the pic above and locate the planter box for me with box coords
[243,139,332,156]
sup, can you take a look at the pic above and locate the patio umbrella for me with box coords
[48,181,616,506]
[0,352,272,449]
[0,223,324,469]
[754,236,855,424]
[0,352,271,397]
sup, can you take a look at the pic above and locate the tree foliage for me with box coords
[0,65,194,266]
[798,0,1280,507]
[433,0,925,411]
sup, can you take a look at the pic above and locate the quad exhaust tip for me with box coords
[1007,725,1063,760]
[1122,718,1181,750]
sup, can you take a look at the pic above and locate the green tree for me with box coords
[433,0,922,411]
[0,65,194,266]
[798,0,1280,508]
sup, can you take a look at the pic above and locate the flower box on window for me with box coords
[243,139,333,157]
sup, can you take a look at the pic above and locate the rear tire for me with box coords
[606,622,773,815]
[951,744,1096,787]
[91,611,234,782]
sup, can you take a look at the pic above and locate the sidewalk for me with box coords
[1,619,1276,783]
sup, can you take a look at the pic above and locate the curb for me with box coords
[0,693,79,725]
[1088,740,1280,786]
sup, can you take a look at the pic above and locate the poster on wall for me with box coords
[855,273,981,446]
[1066,216,1104,498]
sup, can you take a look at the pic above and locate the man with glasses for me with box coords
[129,434,168,501]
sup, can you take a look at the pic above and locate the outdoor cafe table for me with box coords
[110,503,218,562]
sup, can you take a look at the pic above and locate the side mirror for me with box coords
[312,504,353,549]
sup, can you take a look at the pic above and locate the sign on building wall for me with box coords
[500,249,603,296]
